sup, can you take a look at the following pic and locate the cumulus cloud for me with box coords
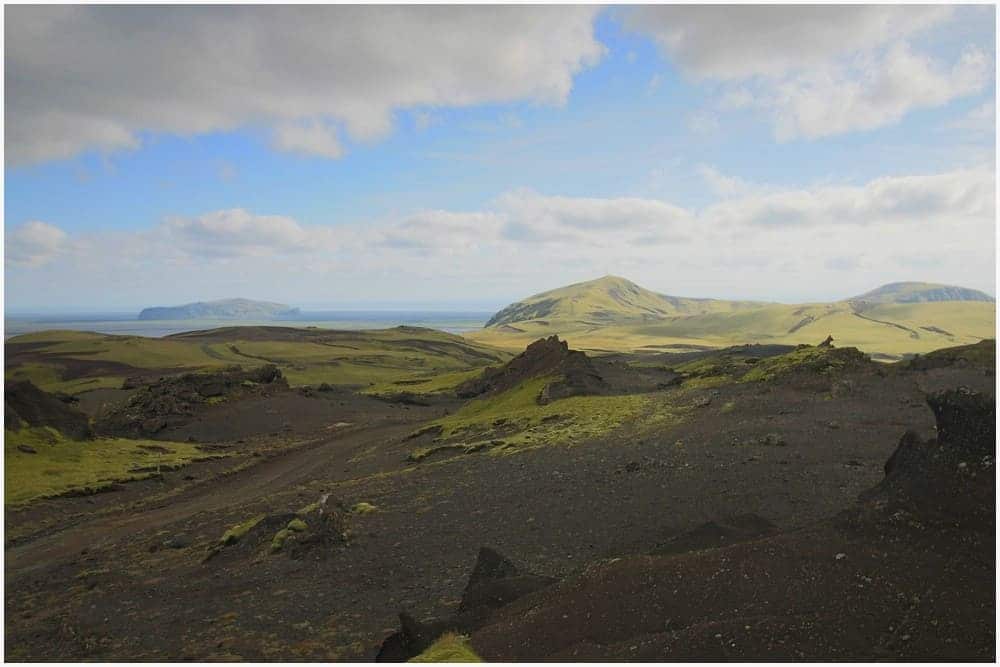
[626,6,990,139]
[625,6,950,80]
[6,221,69,267]
[5,5,604,165]
[705,167,994,229]
[949,101,996,134]
[271,121,344,159]
[770,44,990,140]
[12,166,992,304]
[697,165,765,199]
[161,209,333,258]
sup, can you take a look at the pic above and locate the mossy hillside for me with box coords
[902,338,996,370]
[409,633,482,663]
[470,278,995,359]
[4,427,213,506]
[6,327,511,394]
[5,362,125,395]
[740,346,867,382]
[362,368,484,398]
[423,375,684,454]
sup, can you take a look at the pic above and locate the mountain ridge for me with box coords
[470,276,995,359]
[486,276,994,329]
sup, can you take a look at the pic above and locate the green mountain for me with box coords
[485,275,758,328]
[138,298,300,321]
[469,276,996,360]
[850,282,995,305]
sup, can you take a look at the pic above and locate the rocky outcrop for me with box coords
[5,381,92,439]
[98,365,288,437]
[862,387,994,528]
[456,336,607,404]
[376,547,556,661]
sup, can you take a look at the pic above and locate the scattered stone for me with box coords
[835,553,847,561]
[163,535,193,549]
[16,445,37,454]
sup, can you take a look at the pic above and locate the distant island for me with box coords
[138,298,300,321]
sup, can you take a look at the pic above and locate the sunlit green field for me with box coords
[5,326,511,395]
[4,426,215,506]
[468,301,996,359]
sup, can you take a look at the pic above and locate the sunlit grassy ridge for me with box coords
[6,326,511,394]
[415,375,685,457]
[4,427,214,506]
[410,633,481,663]
[363,368,484,398]
[469,277,995,359]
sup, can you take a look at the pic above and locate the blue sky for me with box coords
[5,5,996,311]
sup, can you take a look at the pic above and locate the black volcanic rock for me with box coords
[97,365,288,437]
[5,381,92,439]
[456,335,607,404]
[864,387,995,528]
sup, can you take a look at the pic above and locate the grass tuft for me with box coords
[409,633,481,663]
[219,514,266,546]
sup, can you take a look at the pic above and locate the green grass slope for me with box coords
[850,281,994,304]
[469,277,995,359]
[484,275,758,328]
[5,426,214,506]
[6,326,511,395]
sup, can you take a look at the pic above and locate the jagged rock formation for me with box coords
[376,547,556,661]
[5,381,92,439]
[456,336,606,404]
[98,365,288,437]
[862,387,995,528]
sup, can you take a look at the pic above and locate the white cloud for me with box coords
[5,6,604,165]
[271,121,344,159]
[696,165,764,199]
[9,166,994,303]
[6,221,70,267]
[704,167,994,228]
[161,209,333,258]
[770,44,990,140]
[625,6,950,80]
[626,6,989,139]
[949,101,996,134]
[686,111,720,135]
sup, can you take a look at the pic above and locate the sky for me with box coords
[4,4,997,312]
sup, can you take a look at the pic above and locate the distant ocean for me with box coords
[4,311,493,339]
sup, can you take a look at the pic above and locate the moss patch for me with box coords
[420,375,683,456]
[350,502,378,514]
[219,514,266,546]
[286,518,308,532]
[4,427,214,506]
[410,633,481,663]
[740,345,867,383]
